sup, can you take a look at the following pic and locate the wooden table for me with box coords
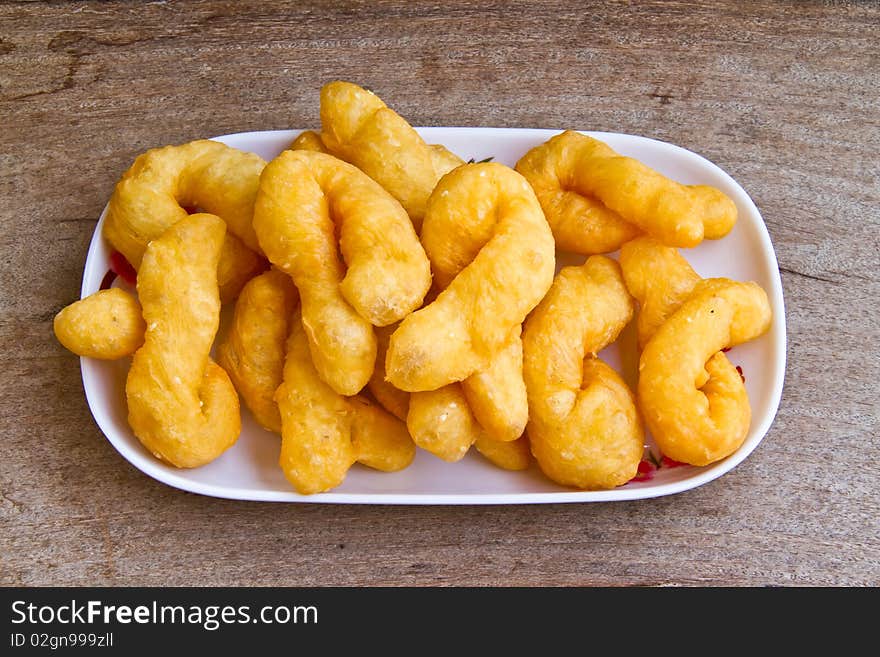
[2,1,877,587]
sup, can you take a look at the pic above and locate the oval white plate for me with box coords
[79,128,786,504]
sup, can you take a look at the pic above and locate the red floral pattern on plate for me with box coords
[630,449,688,483]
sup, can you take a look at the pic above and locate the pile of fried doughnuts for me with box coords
[53,80,772,493]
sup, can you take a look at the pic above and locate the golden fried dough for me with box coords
[407,335,527,460]
[523,256,643,489]
[104,140,267,301]
[622,238,774,464]
[288,130,329,153]
[461,328,528,443]
[320,80,436,228]
[277,314,357,493]
[349,395,415,472]
[277,312,414,493]
[474,434,531,471]
[517,131,736,249]
[429,144,465,178]
[620,235,755,392]
[638,279,771,466]
[217,269,299,433]
[387,163,555,391]
[254,149,431,395]
[216,238,268,302]
[407,385,481,462]
[572,133,736,247]
[401,335,527,459]
[366,324,409,421]
[320,80,463,231]
[54,288,145,360]
[515,130,641,253]
[619,236,702,349]
[106,140,265,257]
[126,214,240,468]
[414,179,530,442]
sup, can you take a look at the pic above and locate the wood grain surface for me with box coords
[1,0,877,587]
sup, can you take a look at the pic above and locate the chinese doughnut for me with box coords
[254,149,431,395]
[277,312,414,494]
[638,279,771,466]
[406,384,482,463]
[319,80,463,231]
[515,130,641,253]
[53,288,145,360]
[516,131,736,249]
[523,256,643,489]
[125,214,241,468]
[619,235,702,349]
[474,433,532,471]
[103,140,267,301]
[288,130,329,153]
[387,162,555,391]
[217,268,299,433]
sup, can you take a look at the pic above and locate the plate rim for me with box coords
[79,127,787,504]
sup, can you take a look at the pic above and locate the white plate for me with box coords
[79,128,786,504]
